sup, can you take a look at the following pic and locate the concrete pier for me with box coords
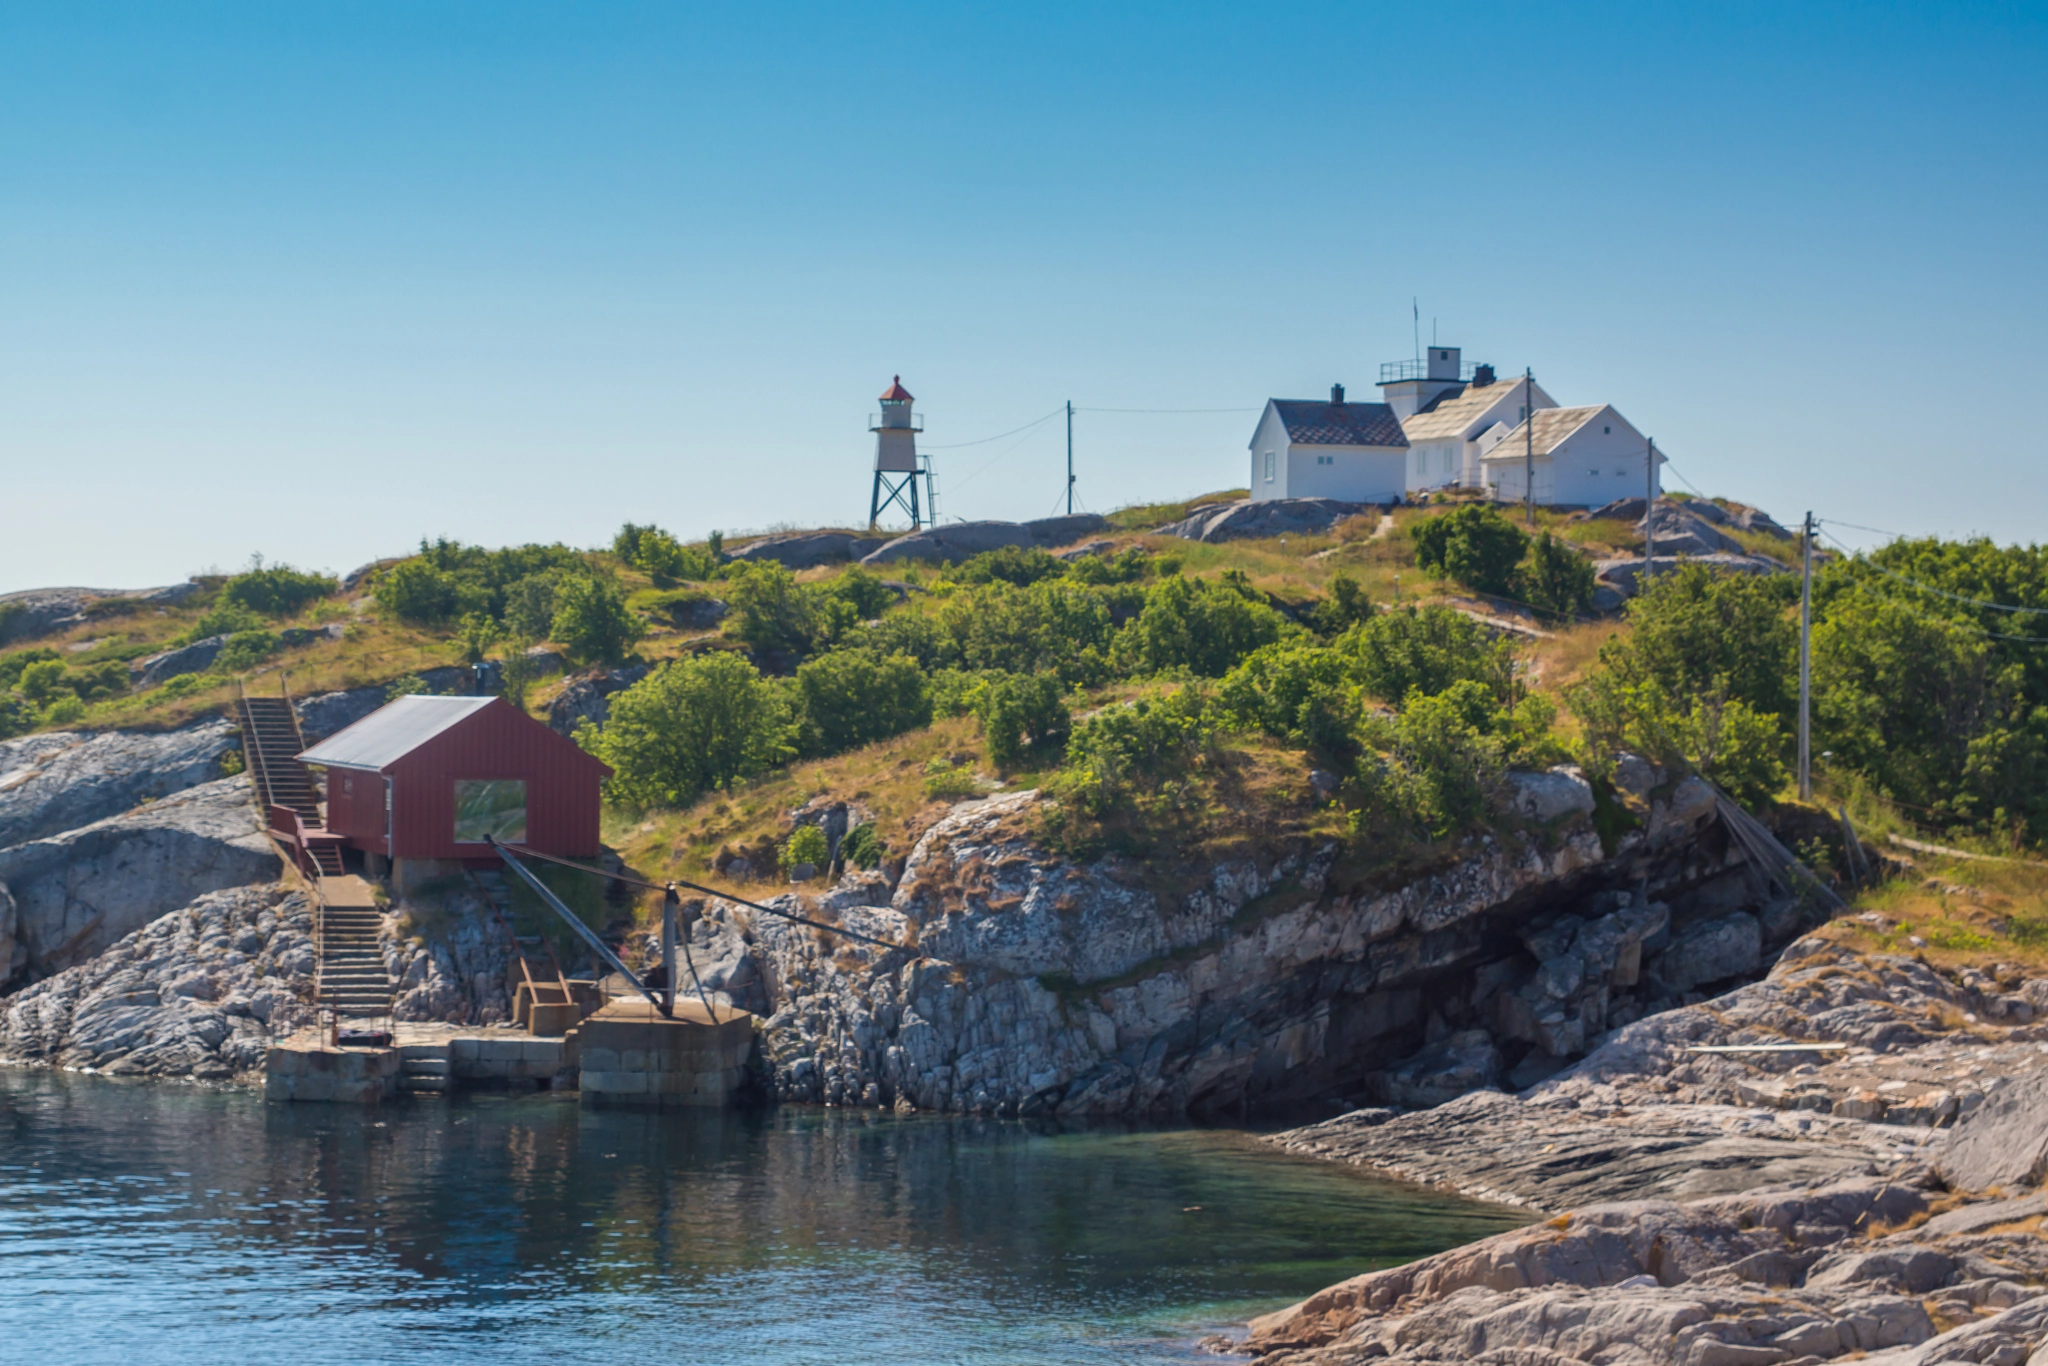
[568,999,755,1109]
[263,1003,753,1106]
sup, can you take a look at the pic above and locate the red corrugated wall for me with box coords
[325,769,388,854]
[379,699,611,861]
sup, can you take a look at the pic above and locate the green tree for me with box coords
[211,630,280,673]
[17,659,70,706]
[583,652,795,806]
[975,673,1072,770]
[614,523,718,585]
[378,558,465,625]
[1602,564,1797,721]
[456,611,501,665]
[1113,574,1293,678]
[724,561,838,658]
[550,574,645,666]
[1521,533,1596,623]
[1342,606,1512,706]
[1216,641,1360,753]
[780,823,830,876]
[1052,686,1215,817]
[1411,505,1529,597]
[791,648,932,757]
[503,573,560,641]
[1308,572,1374,636]
[220,559,338,616]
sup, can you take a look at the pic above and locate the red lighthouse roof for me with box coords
[879,375,914,402]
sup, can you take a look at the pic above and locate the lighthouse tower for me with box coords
[868,376,935,530]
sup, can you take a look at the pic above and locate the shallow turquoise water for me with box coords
[0,1071,1527,1364]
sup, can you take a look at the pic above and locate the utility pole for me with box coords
[1066,400,1074,516]
[1523,367,1535,525]
[1799,511,1814,801]
[1644,438,1657,582]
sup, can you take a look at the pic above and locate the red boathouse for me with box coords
[298,695,611,891]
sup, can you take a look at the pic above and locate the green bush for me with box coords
[41,695,86,726]
[822,567,898,621]
[1215,641,1359,753]
[724,561,848,658]
[0,648,59,691]
[792,648,931,758]
[1412,504,1529,597]
[210,630,280,674]
[550,574,644,666]
[614,523,718,585]
[186,601,266,641]
[156,674,205,700]
[780,823,830,876]
[17,659,70,706]
[219,560,337,617]
[841,822,884,869]
[456,612,501,665]
[1375,680,1510,836]
[378,558,468,626]
[66,660,130,702]
[0,693,32,740]
[385,674,429,700]
[922,757,981,800]
[1342,606,1512,706]
[938,579,1117,684]
[1066,547,1151,586]
[582,652,795,807]
[1308,572,1374,636]
[974,673,1071,770]
[1052,686,1216,818]
[957,546,1066,588]
[1113,574,1293,678]
[1521,533,1596,623]
[503,573,560,641]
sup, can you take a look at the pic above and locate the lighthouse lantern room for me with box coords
[868,376,935,530]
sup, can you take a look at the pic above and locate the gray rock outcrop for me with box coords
[294,686,389,742]
[0,719,240,848]
[720,767,1785,1119]
[546,663,651,737]
[1594,553,1788,600]
[1939,1068,2048,1194]
[1155,498,1372,543]
[859,514,1108,566]
[729,532,889,568]
[1231,1172,2048,1366]
[131,634,231,688]
[0,776,279,984]
[0,883,314,1079]
[0,582,200,646]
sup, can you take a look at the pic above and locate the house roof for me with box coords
[299,695,499,771]
[1270,399,1408,448]
[1402,376,1539,443]
[879,376,914,402]
[1478,405,1608,461]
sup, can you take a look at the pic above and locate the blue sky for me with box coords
[3,2,2044,591]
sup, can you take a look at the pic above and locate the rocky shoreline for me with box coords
[1217,936,2048,1364]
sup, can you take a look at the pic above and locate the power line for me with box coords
[1820,518,1914,540]
[921,407,1065,449]
[1816,528,2048,617]
[1074,405,1260,414]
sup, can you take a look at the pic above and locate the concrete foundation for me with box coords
[264,1042,403,1103]
[568,999,754,1109]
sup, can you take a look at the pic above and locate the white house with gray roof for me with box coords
[1478,403,1662,507]
[1390,356,1559,492]
[1248,384,1409,504]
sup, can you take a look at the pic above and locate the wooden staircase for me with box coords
[317,876,394,1018]
[235,688,345,876]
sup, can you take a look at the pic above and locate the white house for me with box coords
[1391,354,1558,492]
[1478,404,1663,507]
[1248,384,1409,503]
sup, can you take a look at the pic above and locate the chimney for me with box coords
[1473,363,1496,386]
[1330,383,1345,405]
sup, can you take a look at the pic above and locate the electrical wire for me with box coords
[1819,518,1914,540]
[921,407,1065,449]
[1816,528,2048,621]
[1073,403,1261,413]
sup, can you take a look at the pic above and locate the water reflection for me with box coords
[0,1071,1527,1364]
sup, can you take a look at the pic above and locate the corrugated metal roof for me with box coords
[1477,405,1606,461]
[1401,377,1536,442]
[299,695,498,771]
[1272,399,1409,448]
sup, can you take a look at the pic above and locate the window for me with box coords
[1317,454,1333,466]
[1263,451,1275,482]
[1604,426,1611,434]
[453,779,527,844]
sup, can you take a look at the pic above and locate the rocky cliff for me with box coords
[673,766,1806,1120]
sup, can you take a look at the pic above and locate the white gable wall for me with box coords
[1249,405,1291,501]
[1547,409,1658,507]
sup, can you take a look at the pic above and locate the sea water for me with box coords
[0,1071,1526,1364]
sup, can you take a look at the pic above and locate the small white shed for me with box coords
[1400,370,1558,492]
[1478,404,1661,507]
[1248,385,1410,504]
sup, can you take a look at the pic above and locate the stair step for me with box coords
[403,1058,449,1076]
[401,1077,450,1093]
